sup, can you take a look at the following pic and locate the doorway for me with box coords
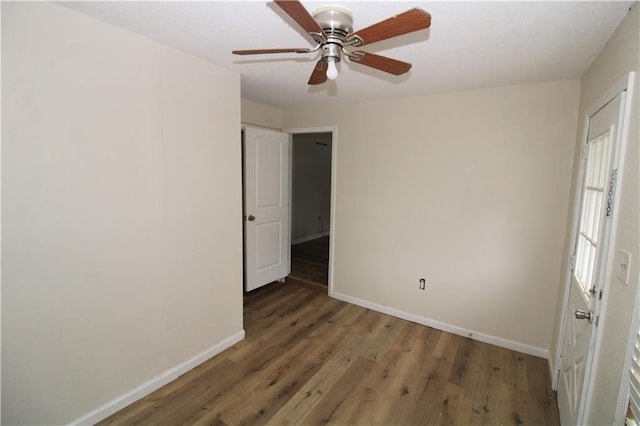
[555,77,632,425]
[286,127,336,290]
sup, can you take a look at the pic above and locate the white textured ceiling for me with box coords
[61,1,634,109]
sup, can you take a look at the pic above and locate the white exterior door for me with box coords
[243,127,290,292]
[557,94,623,425]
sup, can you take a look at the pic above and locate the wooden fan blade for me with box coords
[350,51,412,75]
[308,60,328,85]
[232,48,310,55]
[274,0,325,38]
[348,8,431,47]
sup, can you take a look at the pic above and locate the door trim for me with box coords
[284,126,337,294]
[613,71,637,423]
[553,72,635,423]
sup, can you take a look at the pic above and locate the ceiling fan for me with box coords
[232,1,431,85]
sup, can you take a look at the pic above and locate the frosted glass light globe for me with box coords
[326,60,338,80]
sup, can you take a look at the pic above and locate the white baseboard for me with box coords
[72,330,245,425]
[329,290,549,359]
[292,231,330,245]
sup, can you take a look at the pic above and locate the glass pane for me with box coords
[593,137,603,187]
[587,242,597,290]
[574,131,611,294]
[597,134,610,187]
[593,191,603,244]
[587,190,597,239]
[586,142,596,186]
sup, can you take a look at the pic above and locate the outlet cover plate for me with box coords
[616,249,632,285]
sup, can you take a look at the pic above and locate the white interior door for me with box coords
[557,94,622,425]
[244,127,290,292]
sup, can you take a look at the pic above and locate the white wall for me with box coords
[241,99,283,130]
[2,3,243,424]
[283,81,580,353]
[549,4,639,424]
[292,133,332,242]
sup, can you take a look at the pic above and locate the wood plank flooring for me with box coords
[290,236,329,286]
[99,278,560,425]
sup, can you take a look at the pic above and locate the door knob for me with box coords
[574,309,592,322]
[247,215,255,222]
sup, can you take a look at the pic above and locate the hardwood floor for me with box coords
[99,279,560,425]
[290,236,329,286]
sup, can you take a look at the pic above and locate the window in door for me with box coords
[574,131,611,295]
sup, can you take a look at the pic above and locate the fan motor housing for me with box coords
[313,6,354,64]
[312,6,353,38]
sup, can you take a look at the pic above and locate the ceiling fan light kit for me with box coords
[232,0,431,85]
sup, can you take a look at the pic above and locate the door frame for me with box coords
[613,71,638,424]
[284,126,338,293]
[553,72,635,423]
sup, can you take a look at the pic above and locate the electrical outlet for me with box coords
[419,278,426,290]
[616,249,632,285]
